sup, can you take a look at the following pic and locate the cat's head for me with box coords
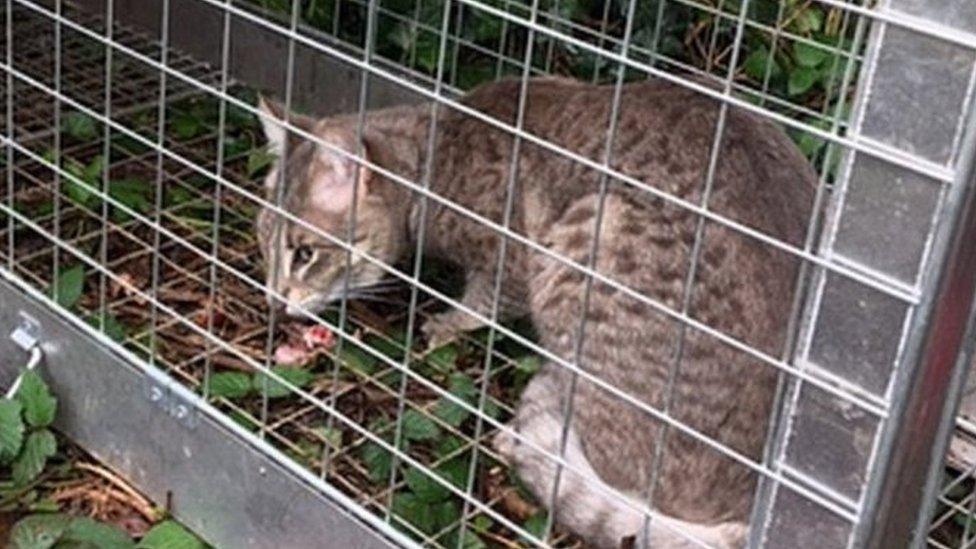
[255,98,407,317]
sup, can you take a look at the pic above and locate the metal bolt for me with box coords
[173,404,189,420]
[10,312,40,351]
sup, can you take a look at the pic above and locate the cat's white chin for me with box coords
[285,299,326,319]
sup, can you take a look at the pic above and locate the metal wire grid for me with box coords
[245,0,869,127]
[930,432,976,548]
[1,0,975,547]
[929,369,976,549]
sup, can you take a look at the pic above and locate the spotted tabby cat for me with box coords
[255,77,815,548]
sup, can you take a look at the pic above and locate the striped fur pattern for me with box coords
[256,77,816,548]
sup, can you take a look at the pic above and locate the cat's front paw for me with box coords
[420,314,459,350]
[491,424,518,463]
[420,310,486,350]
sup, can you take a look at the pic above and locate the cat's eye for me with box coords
[293,245,314,265]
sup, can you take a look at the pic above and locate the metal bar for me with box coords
[0,50,896,423]
[0,133,864,530]
[859,82,976,549]
[0,272,408,549]
[14,0,932,308]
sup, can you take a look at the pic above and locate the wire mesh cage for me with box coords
[1,0,976,548]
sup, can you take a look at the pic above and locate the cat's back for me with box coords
[449,77,815,250]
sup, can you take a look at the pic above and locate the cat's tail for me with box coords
[493,373,746,549]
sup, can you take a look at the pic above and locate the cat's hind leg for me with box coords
[493,368,746,549]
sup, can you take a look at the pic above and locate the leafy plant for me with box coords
[86,312,129,343]
[108,178,154,222]
[136,520,205,549]
[63,156,104,209]
[246,147,277,178]
[53,264,85,309]
[171,112,206,141]
[521,510,549,543]
[401,409,440,441]
[425,343,459,372]
[0,371,58,487]
[0,370,205,548]
[360,418,395,483]
[8,515,204,549]
[245,0,859,169]
[207,367,315,400]
[61,112,98,142]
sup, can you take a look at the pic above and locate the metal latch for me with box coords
[7,312,43,399]
[144,379,198,429]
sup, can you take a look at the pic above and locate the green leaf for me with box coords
[171,113,203,140]
[522,511,549,543]
[63,182,91,208]
[62,517,135,549]
[61,112,98,141]
[516,355,541,375]
[109,178,153,220]
[365,333,406,361]
[83,156,105,184]
[246,147,277,178]
[361,441,393,483]
[742,46,781,81]
[793,41,829,68]
[434,374,478,427]
[392,492,434,533]
[208,372,253,399]
[337,345,379,375]
[0,399,25,463]
[435,435,464,459]
[87,312,128,342]
[137,520,204,549]
[431,500,461,533]
[29,499,60,513]
[435,458,469,490]
[482,399,502,421]
[401,409,439,441]
[463,531,487,549]
[793,7,824,33]
[54,264,85,309]
[796,132,826,158]
[222,136,251,158]
[404,466,451,503]
[253,367,315,398]
[316,426,343,450]
[471,515,493,534]
[434,397,470,428]
[788,66,818,96]
[426,344,458,371]
[9,513,72,549]
[513,354,541,388]
[15,371,57,428]
[165,186,195,207]
[12,429,57,486]
[63,156,104,211]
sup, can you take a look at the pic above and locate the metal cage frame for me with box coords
[1,0,975,547]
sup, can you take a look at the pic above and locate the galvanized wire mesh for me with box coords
[1,0,975,547]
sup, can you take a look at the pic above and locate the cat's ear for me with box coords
[257,95,314,156]
[307,130,373,215]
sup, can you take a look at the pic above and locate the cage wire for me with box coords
[0,0,975,547]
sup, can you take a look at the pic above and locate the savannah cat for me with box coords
[255,76,815,548]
